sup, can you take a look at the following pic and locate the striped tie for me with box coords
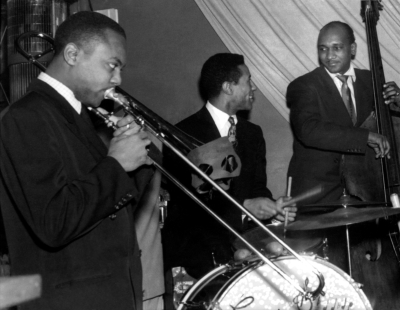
[337,75,357,125]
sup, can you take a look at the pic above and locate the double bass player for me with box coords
[286,20,400,309]
[287,21,399,205]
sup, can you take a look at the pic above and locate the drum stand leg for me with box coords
[346,225,352,277]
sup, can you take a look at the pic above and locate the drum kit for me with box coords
[176,194,400,310]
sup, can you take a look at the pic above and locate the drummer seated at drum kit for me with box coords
[162,53,298,281]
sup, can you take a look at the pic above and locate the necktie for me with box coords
[337,75,357,125]
[228,116,237,148]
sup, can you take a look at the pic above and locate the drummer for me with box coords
[287,21,400,205]
[162,53,297,280]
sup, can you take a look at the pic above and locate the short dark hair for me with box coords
[54,11,126,56]
[199,53,245,101]
[320,21,355,44]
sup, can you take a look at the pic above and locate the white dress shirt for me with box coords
[325,64,357,114]
[38,72,82,114]
[205,101,237,137]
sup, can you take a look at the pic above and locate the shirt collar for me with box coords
[206,101,237,129]
[38,72,82,114]
[325,63,356,83]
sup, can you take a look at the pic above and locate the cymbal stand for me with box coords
[345,222,352,277]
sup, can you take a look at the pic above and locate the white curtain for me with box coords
[194,0,400,121]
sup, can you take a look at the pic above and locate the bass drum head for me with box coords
[178,256,372,310]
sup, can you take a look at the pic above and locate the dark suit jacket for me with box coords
[0,79,151,310]
[162,106,272,278]
[287,67,372,203]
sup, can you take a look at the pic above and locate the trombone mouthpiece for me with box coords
[104,88,116,100]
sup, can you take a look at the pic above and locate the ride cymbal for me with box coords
[287,207,400,231]
[300,194,387,212]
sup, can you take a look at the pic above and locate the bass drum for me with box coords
[177,255,372,310]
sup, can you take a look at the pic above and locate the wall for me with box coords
[93,0,293,197]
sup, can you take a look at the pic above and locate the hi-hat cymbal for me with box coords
[287,207,400,231]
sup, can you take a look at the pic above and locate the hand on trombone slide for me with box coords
[106,111,153,172]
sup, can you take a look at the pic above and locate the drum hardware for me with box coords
[16,32,329,305]
[321,238,329,261]
[389,193,400,265]
[287,201,400,278]
[234,223,328,259]
[178,255,372,310]
[211,252,217,268]
[158,188,170,229]
[345,222,353,277]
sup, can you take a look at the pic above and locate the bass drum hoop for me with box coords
[177,255,372,310]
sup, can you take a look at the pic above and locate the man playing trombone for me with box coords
[0,11,152,310]
[162,53,297,280]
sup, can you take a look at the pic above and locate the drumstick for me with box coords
[281,184,323,209]
[283,177,292,239]
[286,176,292,197]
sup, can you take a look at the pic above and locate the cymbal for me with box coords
[301,195,387,210]
[300,197,387,214]
[287,207,400,231]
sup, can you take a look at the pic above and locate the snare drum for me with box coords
[177,255,372,310]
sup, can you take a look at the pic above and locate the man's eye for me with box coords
[109,63,117,70]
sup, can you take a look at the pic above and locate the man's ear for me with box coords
[350,42,357,59]
[64,43,79,65]
[222,81,233,95]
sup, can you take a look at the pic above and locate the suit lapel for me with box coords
[317,67,354,126]
[235,120,245,159]
[197,107,221,143]
[73,108,108,159]
[29,80,107,160]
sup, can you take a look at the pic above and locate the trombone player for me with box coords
[0,11,152,310]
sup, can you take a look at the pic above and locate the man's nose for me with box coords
[327,48,336,59]
[111,70,122,86]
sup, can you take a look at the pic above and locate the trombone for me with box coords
[15,31,325,303]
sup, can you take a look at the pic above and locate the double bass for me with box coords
[340,0,400,308]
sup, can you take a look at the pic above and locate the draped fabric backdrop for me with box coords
[194,0,400,122]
